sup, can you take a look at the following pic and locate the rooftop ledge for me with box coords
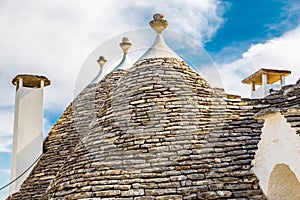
[254,106,300,119]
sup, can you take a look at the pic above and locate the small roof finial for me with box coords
[114,37,132,70]
[119,37,132,54]
[91,56,107,84]
[97,56,107,68]
[137,13,180,61]
[150,13,168,34]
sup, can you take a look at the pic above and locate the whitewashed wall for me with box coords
[252,112,300,199]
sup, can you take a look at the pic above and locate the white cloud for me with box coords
[0,169,10,174]
[0,109,13,153]
[0,0,224,157]
[0,136,12,153]
[219,26,300,97]
[124,0,225,42]
[0,109,13,137]
[0,0,224,110]
[0,2,224,196]
[43,117,53,139]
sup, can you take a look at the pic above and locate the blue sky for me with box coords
[1,0,300,199]
[206,0,300,63]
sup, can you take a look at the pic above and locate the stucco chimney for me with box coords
[10,74,50,195]
[241,68,291,98]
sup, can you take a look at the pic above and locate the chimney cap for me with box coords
[242,68,291,85]
[12,74,51,88]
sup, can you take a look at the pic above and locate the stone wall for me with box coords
[8,57,300,199]
[40,58,265,199]
[7,71,126,200]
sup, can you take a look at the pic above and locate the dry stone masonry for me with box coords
[7,13,300,200]
[10,57,296,199]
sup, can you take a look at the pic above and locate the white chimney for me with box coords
[10,74,50,195]
[241,68,291,98]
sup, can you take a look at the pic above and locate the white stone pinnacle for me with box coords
[114,37,132,70]
[91,56,107,84]
[138,13,181,61]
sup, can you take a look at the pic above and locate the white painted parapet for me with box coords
[253,110,300,199]
[10,75,50,195]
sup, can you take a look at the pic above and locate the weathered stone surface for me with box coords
[8,57,300,199]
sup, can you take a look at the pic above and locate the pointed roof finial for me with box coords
[91,56,107,84]
[150,13,168,34]
[137,13,180,61]
[97,56,107,68]
[114,37,132,70]
[119,37,132,54]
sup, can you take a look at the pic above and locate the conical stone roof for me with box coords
[37,57,266,199]
[7,13,284,200]
[9,53,300,199]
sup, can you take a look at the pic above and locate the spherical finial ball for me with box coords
[153,13,164,20]
[119,37,132,54]
[122,37,130,43]
[97,56,107,68]
[150,13,168,34]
